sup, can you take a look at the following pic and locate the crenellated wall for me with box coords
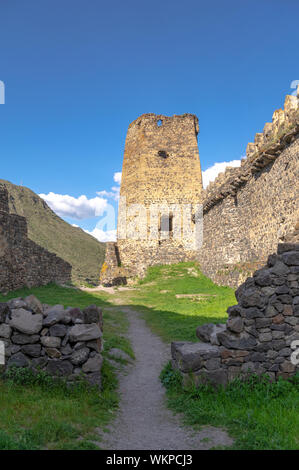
[199,90,299,287]
[0,185,72,292]
[101,90,299,288]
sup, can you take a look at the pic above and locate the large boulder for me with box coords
[0,324,11,339]
[49,324,67,337]
[10,309,43,335]
[47,359,73,376]
[24,295,43,315]
[171,341,220,373]
[11,333,40,344]
[21,344,41,357]
[196,323,226,345]
[217,331,257,350]
[69,324,102,342]
[67,307,84,323]
[82,353,103,373]
[83,305,103,327]
[41,336,61,348]
[43,305,66,327]
[7,352,30,368]
[70,347,90,366]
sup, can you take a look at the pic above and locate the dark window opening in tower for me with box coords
[157,150,169,159]
[157,119,163,126]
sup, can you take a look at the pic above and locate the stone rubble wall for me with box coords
[0,295,103,387]
[0,185,72,293]
[199,90,299,287]
[172,242,299,387]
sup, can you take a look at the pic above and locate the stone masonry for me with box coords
[172,241,299,386]
[101,113,203,284]
[0,184,71,292]
[199,91,299,288]
[100,242,127,286]
[0,295,103,387]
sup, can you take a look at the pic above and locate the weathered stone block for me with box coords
[10,309,43,335]
[172,341,220,373]
[69,324,102,342]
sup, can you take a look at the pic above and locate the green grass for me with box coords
[0,283,133,450]
[0,363,117,450]
[160,362,299,450]
[113,262,235,342]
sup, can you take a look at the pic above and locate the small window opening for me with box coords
[157,119,163,126]
[157,150,169,159]
[160,214,173,234]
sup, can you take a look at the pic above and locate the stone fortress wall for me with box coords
[0,185,72,292]
[101,113,204,285]
[101,90,298,288]
[199,91,299,287]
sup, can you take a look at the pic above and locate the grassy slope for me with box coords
[0,179,105,285]
[0,284,133,450]
[112,262,236,342]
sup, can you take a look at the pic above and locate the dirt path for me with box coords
[100,307,233,450]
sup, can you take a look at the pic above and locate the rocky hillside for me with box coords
[0,179,105,285]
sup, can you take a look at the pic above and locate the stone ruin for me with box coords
[0,184,72,293]
[101,90,299,289]
[0,295,103,387]
[101,113,203,286]
[172,241,299,386]
[100,242,127,287]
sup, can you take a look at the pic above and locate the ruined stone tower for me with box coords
[100,113,203,285]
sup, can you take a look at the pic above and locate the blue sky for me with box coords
[0,0,298,240]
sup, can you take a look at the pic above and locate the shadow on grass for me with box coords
[123,304,227,343]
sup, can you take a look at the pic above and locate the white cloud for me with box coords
[202,159,242,189]
[39,192,108,220]
[96,171,122,201]
[84,227,117,242]
[113,172,122,184]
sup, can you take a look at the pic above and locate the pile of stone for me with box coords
[0,295,103,387]
[172,242,299,386]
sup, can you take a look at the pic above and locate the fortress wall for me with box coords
[199,93,299,287]
[0,185,72,292]
[102,92,299,287]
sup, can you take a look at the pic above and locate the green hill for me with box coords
[0,179,106,285]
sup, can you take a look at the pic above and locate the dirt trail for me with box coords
[100,307,233,450]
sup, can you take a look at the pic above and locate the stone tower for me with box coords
[100,113,203,285]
